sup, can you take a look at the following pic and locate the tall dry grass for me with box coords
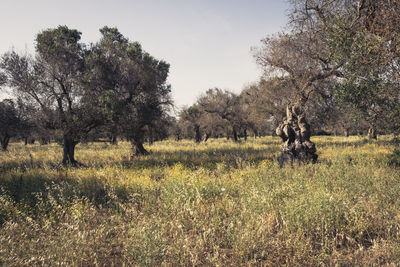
[1,136,400,265]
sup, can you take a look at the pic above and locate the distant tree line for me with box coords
[172,79,375,143]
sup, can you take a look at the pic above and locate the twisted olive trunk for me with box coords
[132,139,149,156]
[62,135,78,166]
[111,135,118,145]
[232,128,238,142]
[194,125,201,143]
[203,132,211,142]
[1,134,10,151]
[134,142,149,155]
[276,105,318,167]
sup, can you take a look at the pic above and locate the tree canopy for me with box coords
[1,26,172,163]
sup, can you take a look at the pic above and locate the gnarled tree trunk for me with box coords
[203,132,211,142]
[276,105,318,167]
[111,135,118,145]
[232,128,238,142]
[132,139,149,156]
[23,137,35,145]
[62,135,78,166]
[253,129,258,138]
[194,125,201,143]
[1,134,10,151]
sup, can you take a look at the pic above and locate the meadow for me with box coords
[1,136,400,266]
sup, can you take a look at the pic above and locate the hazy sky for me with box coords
[0,0,289,108]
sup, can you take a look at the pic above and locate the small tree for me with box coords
[179,105,204,143]
[198,88,244,142]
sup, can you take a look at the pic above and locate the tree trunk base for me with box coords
[276,105,318,167]
[195,126,201,143]
[62,136,80,166]
[368,127,377,140]
[278,148,318,167]
[233,129,238,142]
[132,142,150,157]
[203,132,210,142]
[61,159,83,167]
[1,135,10,151]
[111,136,118,145]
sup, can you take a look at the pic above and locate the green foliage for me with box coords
[88,26,172,153]
[326,4,400,132]
[36,25,82,61]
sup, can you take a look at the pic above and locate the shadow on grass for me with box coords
[0,158,60,174]
[0,170,156,220]
[119,146,279,171]
[315,137,395,148]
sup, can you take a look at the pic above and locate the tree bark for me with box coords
[62,135,78,166]
[276,105,318,167]
[1,134,10,151]
[203,132,210,142]
[133,140,149,156]
[368,127,377,139]
[232,128,238,142]
[244,128,248,141]
[252,128,259,138]
[111,135,118,145]
[194,125,201,143]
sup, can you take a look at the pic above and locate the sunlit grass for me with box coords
[1,136,400,265]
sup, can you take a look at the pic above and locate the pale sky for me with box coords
[0,0,289,109]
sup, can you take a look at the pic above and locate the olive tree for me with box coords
[179,105,204,143]
[87,27,172,155]
[332,0,400,138]
[1,26,106,165]
[197,88,244,142]
[254,0,399,164]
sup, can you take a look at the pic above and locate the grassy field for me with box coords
[1,136,400,265]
